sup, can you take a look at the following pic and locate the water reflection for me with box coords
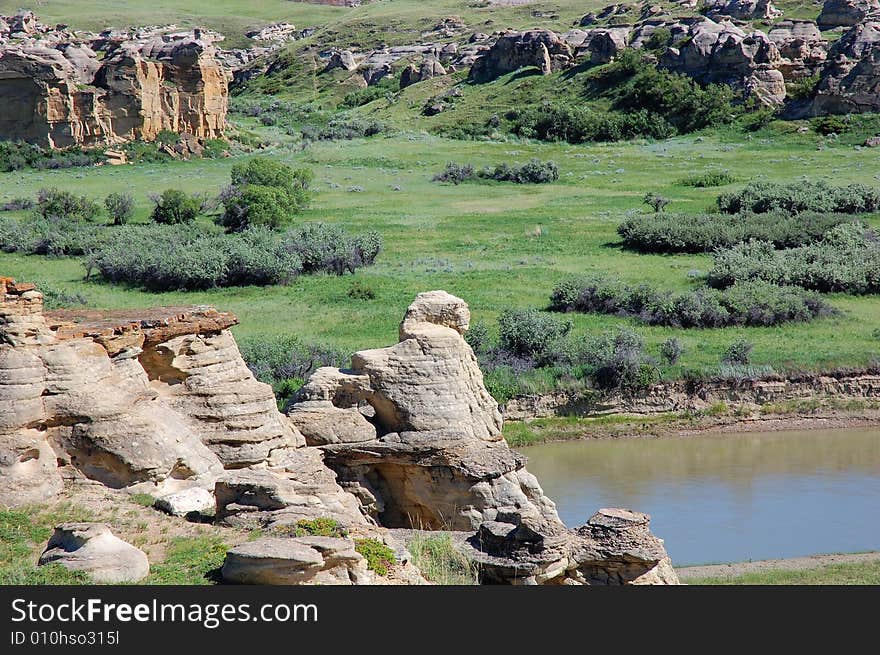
[519,428,880,565]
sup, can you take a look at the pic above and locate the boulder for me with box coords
[324,49,358,72]
[768,20,828,78]
[817,0,880,28]
[214,448,368,529]
[469,29,573,82]
[154,487,216,517]
[38,523,149,583]
[461,508,680,585]
[221,536,373,585]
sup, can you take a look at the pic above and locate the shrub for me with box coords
[812,115,849,136]
[510,103,675,143]
[354,539,396,576]
[487,159,558,184]
[219,158,313,232]
[36,188,99,221]
[433,160,558,184]
[497,308,571,362]
[239,334,350,406]
[0,197,34,212]
[617,210,853,253]
[676,171,737,187]
[0,217,103,257]
[609,63,737,133]
[571,327,657,392]
[283,223,382,274]
[301,118,384,141]
[104,192,134,226]
[788,74,820,101]
[643,192,669,213]
[347,280,376,300]
[150,189,201,224]
[549,275,834,327]
[288,518,348,538]
[709,223,880,294]
[722,339,753,365]
[0,141,101,172]
[660,337,683,365]
[717,181,880,215]
[433,162,477,184]
[464,320,491,354]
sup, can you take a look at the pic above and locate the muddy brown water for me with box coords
[518,427,880,566]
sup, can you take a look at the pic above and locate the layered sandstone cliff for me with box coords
[0,281,677,585]
[0,21,229,148]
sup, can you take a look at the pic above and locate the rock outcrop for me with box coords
[817,0,880,28]
[0,279,298,503]
[3,281,677,585]
[703,0,783,20]
[469,29,573,82]
[0,19,229,148]
[462,509,678,585]
[38,523,150,583]
[795,21,880,115]
[221,536,374,585]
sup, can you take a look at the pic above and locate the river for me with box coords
[518,427,880,566]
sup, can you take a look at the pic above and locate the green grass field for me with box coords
[687,560,880,585]
[4,118,880,377]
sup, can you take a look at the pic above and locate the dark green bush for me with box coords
[36,188,99,221]
[0,142,101,172]
[433,162,476,184]
[708,222,880,294]
[511,103,675,143]
[676,171,738,187]
[549,275,833,327]
[717,181,880,215]
[812,115,849,136]
[218,158,313,232]
[433,160,558,184]
[301,118,384,141]
[617,211,854,253]
[610,65,736,134]
[150,189,202,224]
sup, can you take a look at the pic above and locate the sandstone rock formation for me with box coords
[38,523,150,583]
[703,0,783,20]
[461,508,678,585]
[660,18,787,105]
[0,279,298,503]
[3,282,678,585]
[817,0,880,28]
[221,536,374,585]
[796,21,880,114]
[469,29,573,82]
[0,22,229,148]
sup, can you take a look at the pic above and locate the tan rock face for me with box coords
[38,523,150,583]
[0,282,295,501]
[0,32,229,148]
[469,29,573,82]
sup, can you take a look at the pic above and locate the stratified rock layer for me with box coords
[0,30,229,147]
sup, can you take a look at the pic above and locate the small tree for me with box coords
[104,192,134,226]
[660,337,683,365]
[150,189,201,225]
[218,157,313,232]
[643,192,670,213]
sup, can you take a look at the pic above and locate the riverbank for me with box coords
[678,552,880,585]
[503,405,880,448]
